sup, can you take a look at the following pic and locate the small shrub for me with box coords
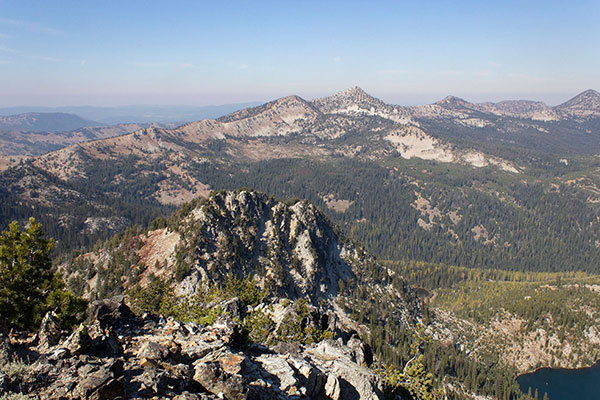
[126,275,168,315]
[45,288,88,330]
[127,277,233,325]
[1,360,35,393]
[150,217,167,230]
[223,274,265,307]
[274,299,335,345]
[242,307,275,343]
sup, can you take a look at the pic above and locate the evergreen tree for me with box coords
[0,218,86,331]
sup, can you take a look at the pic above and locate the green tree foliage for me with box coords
[222,274,265,307]
[127,274,265,325]
[127,275,225,325]
[242,307,275,343]
[378,326,443,400]
[272,299,335,345]
[126,274,169,315]
[0,159,171,255]
[126,275,334,345]
[0,218,87,331]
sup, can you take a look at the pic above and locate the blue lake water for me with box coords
[517,361,600,400]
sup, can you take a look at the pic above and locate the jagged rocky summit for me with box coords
[68,189,419,329]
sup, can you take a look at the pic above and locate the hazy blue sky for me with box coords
[0,0,598,106]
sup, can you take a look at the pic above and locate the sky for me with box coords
[0,0,599,107]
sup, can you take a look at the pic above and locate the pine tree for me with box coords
[0,218,86,331]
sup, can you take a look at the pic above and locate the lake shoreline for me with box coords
[516,360,600,400]
[517,359,600,378]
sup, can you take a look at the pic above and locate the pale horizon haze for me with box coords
[0,0,599,107]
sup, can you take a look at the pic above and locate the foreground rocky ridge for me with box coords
[1,296,387,400]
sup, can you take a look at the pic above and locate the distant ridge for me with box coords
[1,87,599,157]
[421,89,600,120]
[311,87,600,121]
[218,95,320,123]
[0,102,263,125]
[0,112,99,133]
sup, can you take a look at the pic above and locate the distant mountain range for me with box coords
[319,86,600,121]
[0,102,263,155]
[0,102,262,125]
[2,89,598,157]
[414,88,600,121]
[3,89,599,127]
[0,112,98,133]
[3,86,600,263]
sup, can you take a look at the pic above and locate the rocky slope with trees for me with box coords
[0,190,448,399]
[54,190,532,399]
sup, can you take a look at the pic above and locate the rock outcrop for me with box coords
[175,190,358,301]
[1,296,386,399]
[37,311,62,351]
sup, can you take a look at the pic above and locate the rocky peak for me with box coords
[173,190,362,301]
[312,87,413,124]
[409,95,480,119]
[556,89,600,115]
[434,95,474,110]
[312,86,386,112]
[330,86,378,103]
[172,95,324,139]
[65,189,419,328]
[267,95,320,114]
